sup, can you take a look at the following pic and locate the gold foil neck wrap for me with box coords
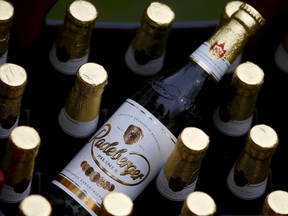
[224,61,264,120]
[219,1,244,26]
[234,3,265,34]
[209,3,265,63]
[64,62,108,122]
[2,126,41,189]
[55,0,97,59]
[100,192,133,216]
[181,191,216,216]
[163,127,209,186]
[245,124,278,159]
[132,2,175,60]
[261,190,288,216]
[18,194,52,216]
[0,63,27,98]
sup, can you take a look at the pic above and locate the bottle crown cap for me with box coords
[75,62,108,96]
[67,0,97,27]
[181,191,216,216]
[0,63,27,98]
[246,124,278,159]
[232,61,264,95]
[18,194,52,216]
[177,127,209,161]
[101,192,133,216]
[263,190,288,215]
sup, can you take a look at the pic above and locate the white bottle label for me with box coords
[0,50,8,65]
[0,182,31,203]
[227,168,267,200]
[49,44,89,75]
[156,167,197,201]
[213,106,253,137]
[53,98,177,215]
[190,42,230,82]
[125,42,165,76]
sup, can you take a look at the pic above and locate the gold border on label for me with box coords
[56,175,101,215]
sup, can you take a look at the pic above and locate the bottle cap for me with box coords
[18,194,52,216]
[74,62,108,97]
[59,62,108,138]
[67,0,97,27]
[144,2,175,31]
[233,3,265,35]
[246,124,278,159]
[100,192,133,216]
[0,126,41,202]
[261,190,288,215]
[220,1,244,25]
[0,63,27,98]
[181,191,216,216]
[178,127,210,161]
[0,0,14,32]
[233,61,264,96]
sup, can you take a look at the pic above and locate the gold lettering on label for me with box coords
[90,124,150,184]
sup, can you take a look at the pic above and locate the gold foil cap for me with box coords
[219,1,244,25]
[181,191,217,216]
[2,126,41,188]
[233,3,265,34]
[245,124,278,159]
[0,0,14,32]
[177,127,209,162]
[100,192,133,216]
[142,1,175,33]
[261,190,288,215]
[0,63,27,98]
[67,0,97,27]
[18,194,52,216]
[232,61,264,96]
[75,62,108,97]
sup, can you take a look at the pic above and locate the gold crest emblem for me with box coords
[123,125,144,145]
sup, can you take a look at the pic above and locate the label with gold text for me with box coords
[53,98,176,215]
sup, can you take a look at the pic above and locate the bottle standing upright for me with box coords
[227,124,279,200]
[49,0,97,75]
[46,3,265,216]
[213,61,265,137]
[156,127,209,201]
[0,0,14,64]
[0,126,41,215]
[0,63,27,139]
[58,62,108,138]
[124,1,175,76]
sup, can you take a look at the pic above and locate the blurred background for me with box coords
[45,0,229,27]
